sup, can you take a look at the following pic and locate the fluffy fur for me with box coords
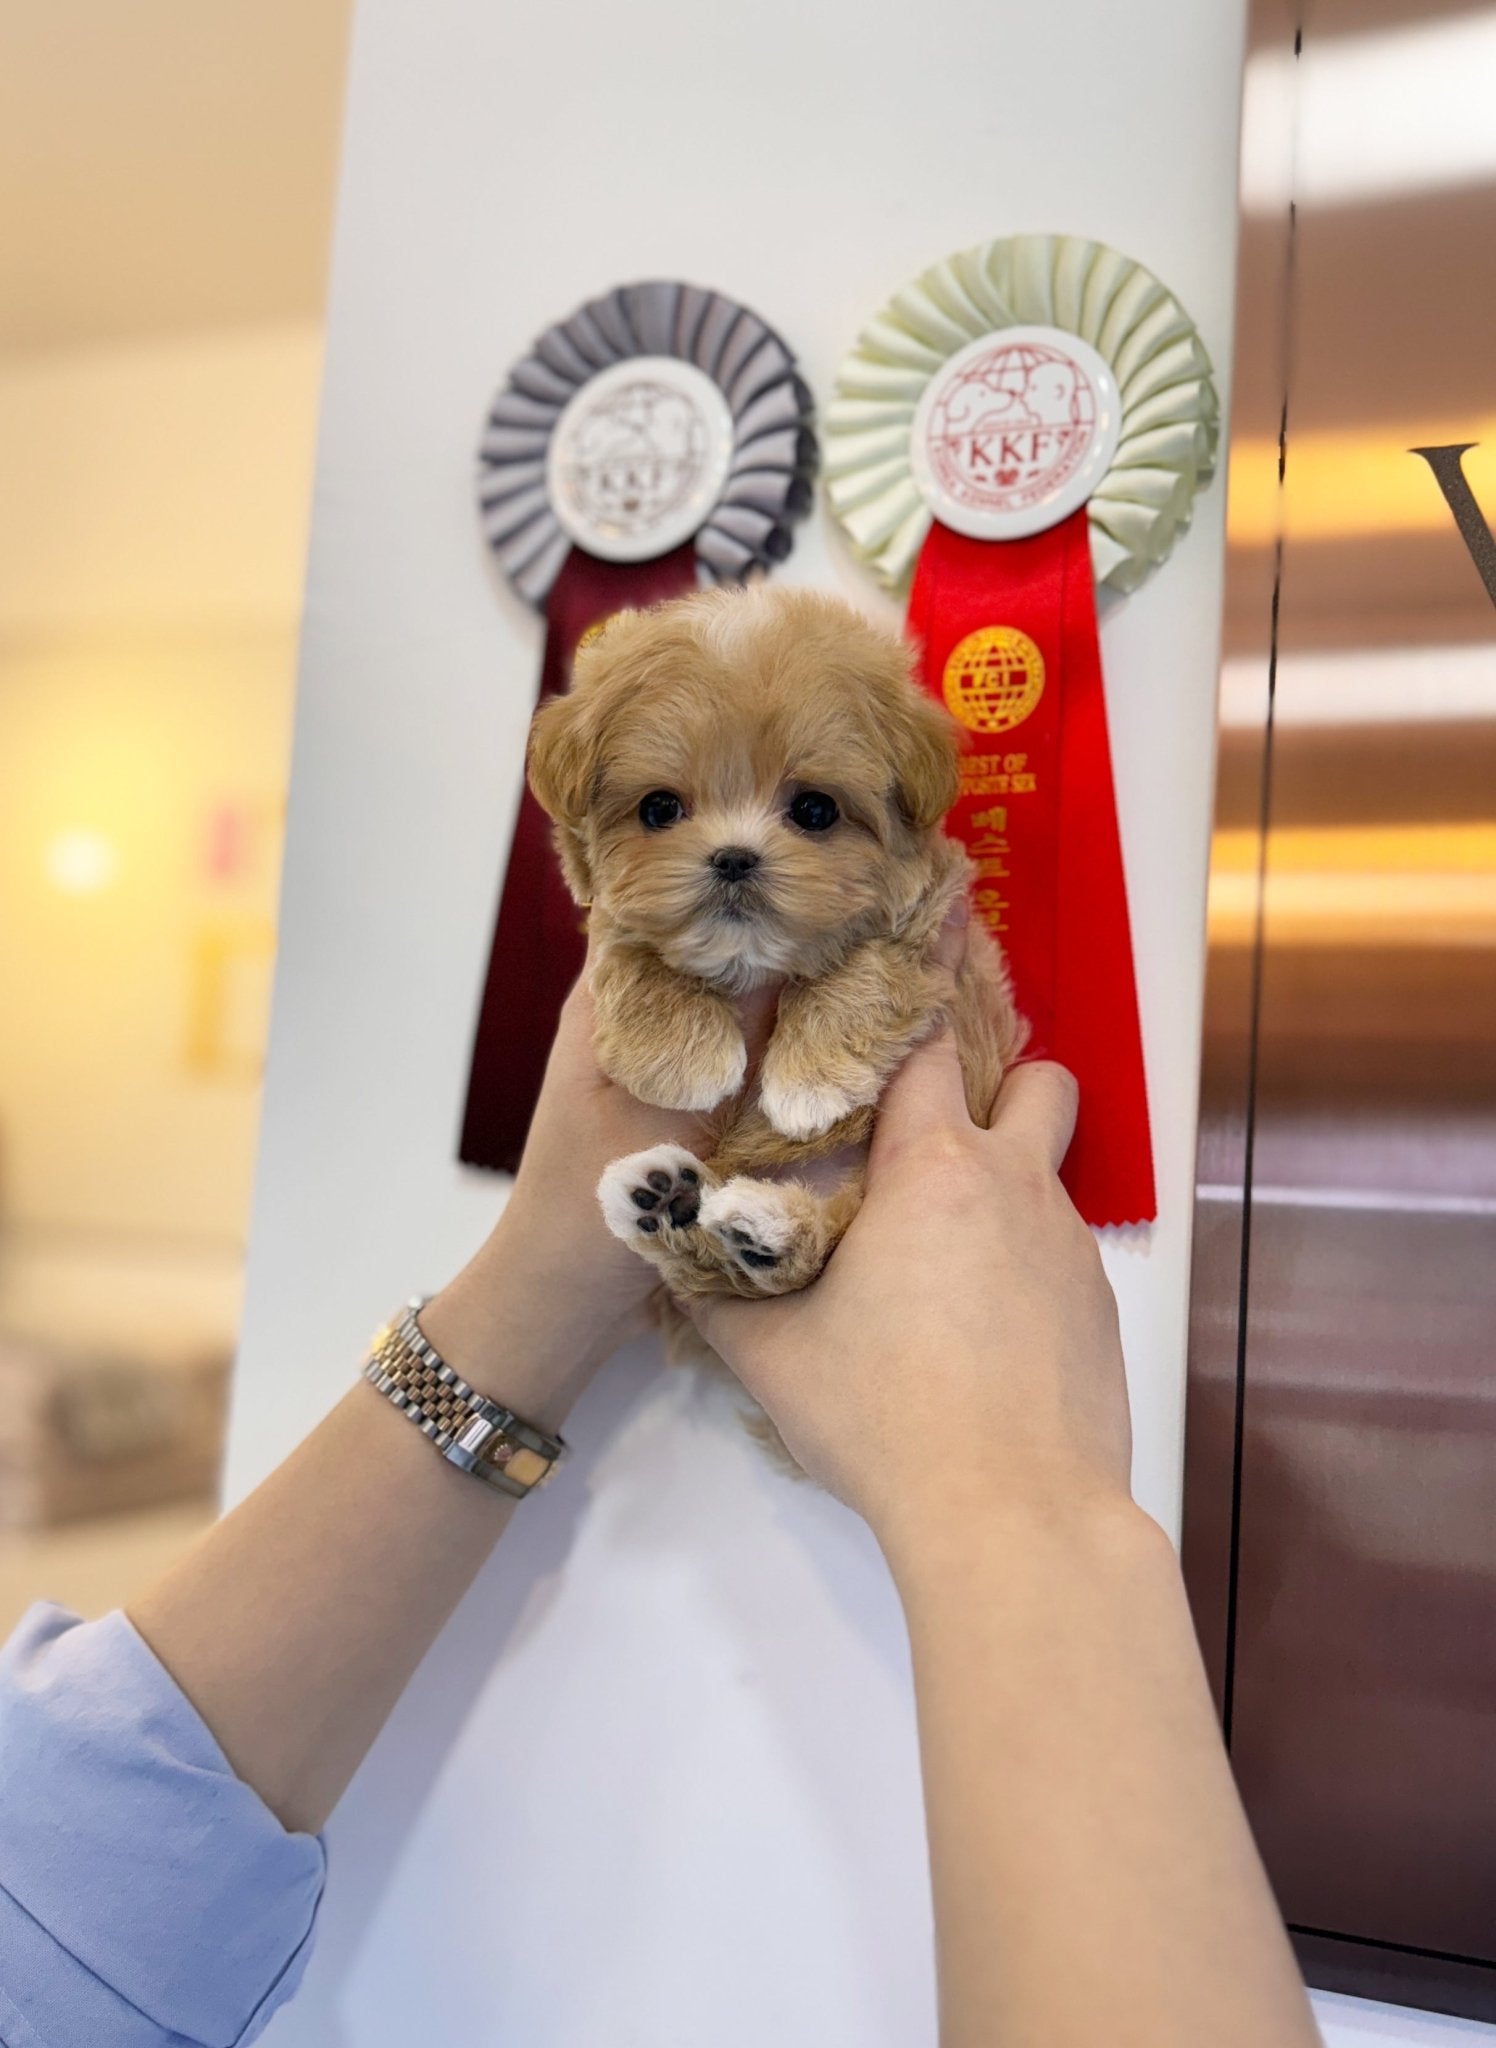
[527,582,1027,1323]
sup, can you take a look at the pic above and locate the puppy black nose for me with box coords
[710,846,760,882]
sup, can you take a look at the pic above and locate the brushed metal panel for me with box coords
[1231,1200,1496,1956]
[1183,0,1496,2018]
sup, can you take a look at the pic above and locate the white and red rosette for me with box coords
[824,234,1218,596]
[825,237,1221,1227]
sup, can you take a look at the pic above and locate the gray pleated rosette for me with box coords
[478,280,817,606]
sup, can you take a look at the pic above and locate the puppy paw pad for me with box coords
[597,1145,707,1243]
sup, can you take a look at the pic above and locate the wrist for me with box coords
[417,1222,620,1432]
[879,1481,1168,1616]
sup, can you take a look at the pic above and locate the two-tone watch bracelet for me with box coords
[361,1297,566,1498]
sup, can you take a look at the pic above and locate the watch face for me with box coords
[545,357,736,562]
[910,325,1122,541]
[482,1439,553,1489]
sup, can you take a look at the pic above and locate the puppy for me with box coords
[527,583,1026,1309]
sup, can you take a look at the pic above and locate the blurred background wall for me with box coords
[0,1,349,1623]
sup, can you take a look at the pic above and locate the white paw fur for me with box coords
[597,1144,706,1243]
[759,1071,877,1141]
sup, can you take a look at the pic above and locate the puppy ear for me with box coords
[526,690,598,905]
[526,605,638,822]
[526,689,594,827]
[892,686,960,831]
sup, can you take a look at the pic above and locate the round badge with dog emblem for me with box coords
[911,328,1121,542]
[546,357,736,563]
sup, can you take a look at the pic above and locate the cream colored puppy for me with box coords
[527,583,1026,1302]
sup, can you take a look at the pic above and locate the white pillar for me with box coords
[229,1,1247,2038]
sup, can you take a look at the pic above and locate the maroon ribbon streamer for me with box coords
[458,542,698,1173]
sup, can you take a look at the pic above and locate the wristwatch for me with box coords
[361,1297,567,1498]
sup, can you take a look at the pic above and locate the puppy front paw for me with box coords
[698,1179,795,1275]
[597,1145,710,1249]
[596,1008,747,1113]
[758,1060,879,1141]
[700,1187,815,1294]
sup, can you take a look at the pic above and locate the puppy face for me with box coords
[527,585,959,988]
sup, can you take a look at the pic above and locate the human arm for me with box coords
[126,965,775,1837]
[0,964,730,2048]
[0,1604,325,2048]
[0,958,782,2048]
[679,961,1320,2048]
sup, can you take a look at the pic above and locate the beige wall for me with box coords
[0,322,320,1260]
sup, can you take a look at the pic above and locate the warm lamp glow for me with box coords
[44,829,119,895]
[1227,420,1496,548]
[1208,824,1496,948]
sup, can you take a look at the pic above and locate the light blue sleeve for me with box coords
[0,1602,327,2048]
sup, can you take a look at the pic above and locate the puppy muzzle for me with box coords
[704,847,768,919]
[710,845,760,880]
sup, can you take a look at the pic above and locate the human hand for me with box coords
[676,947,1132,1560]
[421,955,777,1429]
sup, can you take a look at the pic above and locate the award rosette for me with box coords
[826,236,1219,1226]
[461,281,816,1173]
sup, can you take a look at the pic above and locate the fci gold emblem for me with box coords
[941,626,1046,734]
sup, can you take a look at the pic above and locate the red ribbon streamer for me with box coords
[459,541,698,1173]
[907,510,1155,1226]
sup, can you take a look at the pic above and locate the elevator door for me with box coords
[1182,0,1496,2023]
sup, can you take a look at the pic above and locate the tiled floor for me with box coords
[0,1501,217,1639]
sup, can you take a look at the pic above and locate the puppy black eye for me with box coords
[638,790,684,830]
[788,790,839,833]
